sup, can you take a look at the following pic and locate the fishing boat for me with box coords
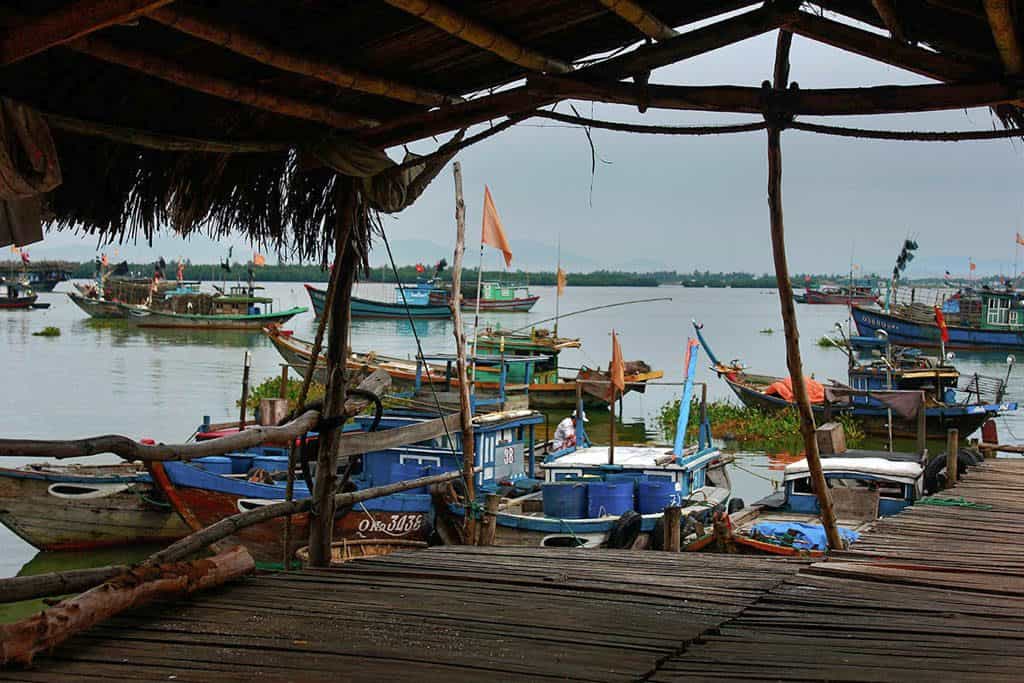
[306,281,452,320]
[66,291,132,319]
[695,321,1016,439]
[462,282,539,312]
[447,339,732,549]
[800,282,880,306]
[127,284,306,330]
[473,328,664,408]
[852,286,1024,350]
[0,462,189,551]
[150,409,545,564]
[722,448,925,557]
[0,282,38,309]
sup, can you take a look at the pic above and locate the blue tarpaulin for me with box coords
[749,521,860,550]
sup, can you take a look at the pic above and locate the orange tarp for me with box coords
[764,377,825,404]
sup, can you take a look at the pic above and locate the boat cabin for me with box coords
[783,454,923,518]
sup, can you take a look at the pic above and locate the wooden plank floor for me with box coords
[0,548,805,682]
[653,459,1024,682]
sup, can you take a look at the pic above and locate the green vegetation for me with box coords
[658,398,864,449]
[760,328,774,334]
[817,336,840,348]
[239,375,325,412]
[31,326,60,337]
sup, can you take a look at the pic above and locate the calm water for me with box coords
[3,281,1023,589]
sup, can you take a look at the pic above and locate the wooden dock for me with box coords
[653,459,1024,682]
[0,548,805,682]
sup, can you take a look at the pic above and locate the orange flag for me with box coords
[610,330,625,395]
[557,267,567,296]
[969,259,977,272]
[1017,232,1024,246]
[253,253,266,266]
[481,186,512,267]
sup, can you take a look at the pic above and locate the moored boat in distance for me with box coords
[67,291,132,319]
[462,282,539,312]
[0,462,189,551]
[0,282,38,309]
[799,282,880,306]
[306,281,452,320]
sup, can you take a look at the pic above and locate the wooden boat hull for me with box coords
[0,466,189,551]
[853,305,1024,351]
[67,292,129,319]
[721,374,1005,439]
[306,284,451,319]
[462,296,539,312]
[0,294,37,309]
[128,306,306,330]
[803,291,878,305]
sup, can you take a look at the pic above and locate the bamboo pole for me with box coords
[916,391,928,454]
[946,428,959,488]
[983,0,1024,75]
[147,6,457,106]
[766,30,842,551]
[479,493,500,546]
[597,0,678,41]
[450,161,478,544]
[238,351,251,432]
[308,180,359,567]
[870,0,906,42]
[0,546,255,667]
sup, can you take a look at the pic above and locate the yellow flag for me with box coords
[481,186,512,267]
[557,267,567,296]
[610,330,625,395]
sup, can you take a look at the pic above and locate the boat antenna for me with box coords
[509,297,672,334]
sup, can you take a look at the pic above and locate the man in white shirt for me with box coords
[552,409,587,450]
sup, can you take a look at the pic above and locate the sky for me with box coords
[25,18,1024,278]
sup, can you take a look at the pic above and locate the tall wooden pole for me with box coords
[946,428,959,489]
[450,162,478,544]
[237,351,251,431]
[308,178,359,567]
[766,30,842,550]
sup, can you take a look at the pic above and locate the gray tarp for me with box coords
[824,385,925,419]
[0,98,61,249]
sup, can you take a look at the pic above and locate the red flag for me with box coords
[481,186,512,267]
[20,251,29,265]
[934,306,950,344]
[610,330,625,396]
[969,259,976,272]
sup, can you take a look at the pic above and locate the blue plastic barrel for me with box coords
[195,456,232,475]
[542,481,588,519]
[389,462,428,494]
[605,472,644,487]
[586,481,634,518]
[637,477,679,514]
[228,454,254,475]
[252,455,289,472]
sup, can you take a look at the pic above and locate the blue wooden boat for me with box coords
[305,281,451,319]
[853,303,1024,351]
[695,321,1016,439]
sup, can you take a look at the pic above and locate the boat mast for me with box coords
[555,236,561,337]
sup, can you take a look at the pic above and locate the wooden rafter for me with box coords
[871,0,907,42]
[528,75,1024,117]
[70,36,378,129]
[787,10,990,82]
[983,0,1024,75]
[0,0,174,66]
[596,0,678,41]
[382,0,571,74]
[361,4,788,147]
[146,6,457,107]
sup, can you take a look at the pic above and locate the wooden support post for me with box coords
[450,161,477,544]
[916,391,928,454]
[946,428,959,489]
[766,30,842,551]
[608,385,617,464]
[279,364,290,400]
[238,351,251,432]
[983,0,1024,75]
[597,0,678,41]
[663,505,682,552]
[870,0,906,42]
[479,493,500,546]
[308,179,359,567]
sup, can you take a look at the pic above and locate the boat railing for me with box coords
[957,372,1008,405]
[888,286,955,312]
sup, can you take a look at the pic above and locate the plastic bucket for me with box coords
[542,481,588,519]
[252,455,289,472]
[637,477,679,514]
[194,456,232,475]
[586,481,634,518]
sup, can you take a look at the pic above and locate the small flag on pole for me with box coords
[969,259,977,272]
[253,253,266,266]
[610,330,625,396]
[481,186,512,267]
[1017,232,1024,246]
[20,250,29,265]
[934,306,950,344]
[557,267,567,296]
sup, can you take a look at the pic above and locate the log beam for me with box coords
[527,75,1024,117]
[983,0,1024,75]
[382,0,571,74]
[596,0,678,41]
[871,0,907,42]
[68,36,378,129]
[0,0,174,66]
[146,6,457,106]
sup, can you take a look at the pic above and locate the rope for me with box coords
[917,496,993,510]
[789,120,1024,142]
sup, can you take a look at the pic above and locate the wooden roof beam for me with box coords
[146,6,458,107]
[382,0,571,74]
[0,0,175,66]
[596,0,678,41]
[69,36,378,129]
[983,0,1024,75]
[787,10,991,82]
[870,0,907,43]
[528,75,1024,116]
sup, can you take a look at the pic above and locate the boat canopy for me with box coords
[784,457,923,485]
[543,445,705,471]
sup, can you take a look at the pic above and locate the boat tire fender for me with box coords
[923,451,973,495]
[605,510,642,549]
[727,497,746,515]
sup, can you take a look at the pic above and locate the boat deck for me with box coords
[653,458,1024,681]
[0,548,805,682]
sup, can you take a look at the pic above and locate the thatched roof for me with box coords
[1,1,1022,258]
